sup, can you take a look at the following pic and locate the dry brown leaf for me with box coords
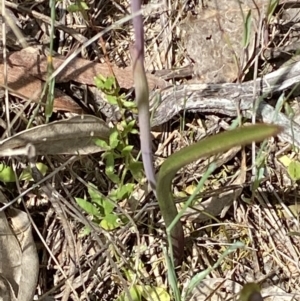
[0,46,166,113]
[0,63,85,114]
[0,63,43,101]
[7,47,168,90]
[0,191,38,301]
[0,115,110,155]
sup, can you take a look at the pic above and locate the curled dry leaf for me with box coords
[0,115,111,155]
[0,191,38,301]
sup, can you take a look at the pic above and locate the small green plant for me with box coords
[278,150,300,181]
[94,75,138,111]
[0,163,17,183]
[94,124,143,184]
[94,75,143,185]
[116,284,170,301]
[76,182,131,232]
[116,261,171,301]
[76,75,145,232]
[0,162,48,183]
[67,0,89,14]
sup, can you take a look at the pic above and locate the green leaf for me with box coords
[122,120,136,135]
[102,199,115,215]
[19,162,48,181]
[284,101,295,118]
[109,129,120,149]
[242,10,252,48]
[130,129,139,134]
[128,161,143,181]
[115,285,142,301]
[120,120,128,129]
[94,138,110,150]
[111,183,135,200]
[78,226,91,237]
[267,0,279,23]
[75,198,99,215]
[80,1,89,10]
[0,164,16,182]
[45,66,55,121]
[288,161,300,181]
[278,155,292,167]
[164,246,180,300]
[141,286,170,301]
[157,124,282,262]
[122,261,145,282]
[19,168,33,182]
[122,100,136,109]
[115,285,169,301]
[118,183,135,199]
[67,4,78,12]
[67,1,89,11]
[94,74,106,90]
[127,120,136,128]
[104,76,116,90]
[100,213,122,230]
[37,162,48,175]
[105,153,120,184]
[106,94,118,105]
[121,145,134,155]
[87,183,115,215]
[87,183,104,206]
[252,166,264,191]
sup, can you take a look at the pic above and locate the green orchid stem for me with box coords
[157,124,282,264]
[167,163,216,267]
